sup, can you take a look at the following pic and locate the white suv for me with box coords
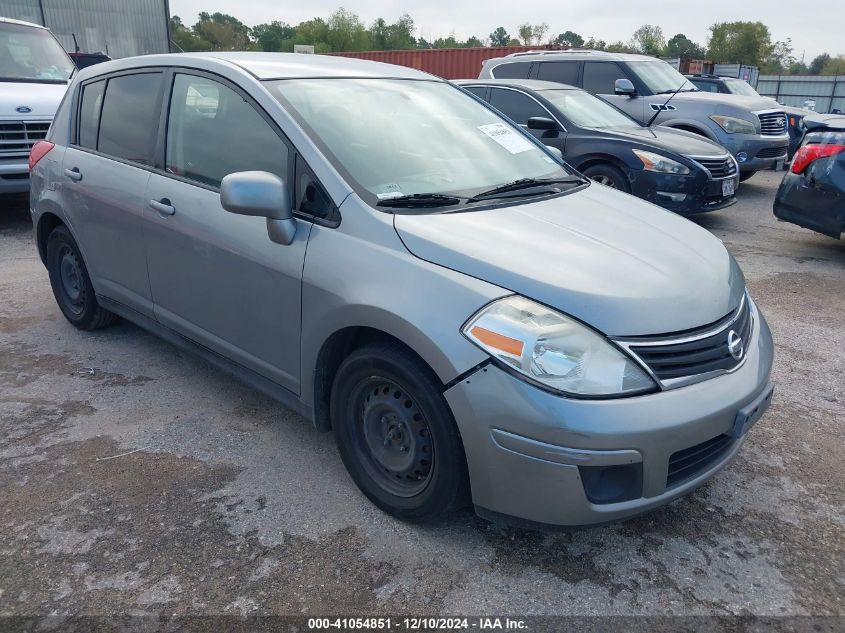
[1,17,74,195]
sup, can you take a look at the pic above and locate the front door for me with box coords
[144,72,309,393]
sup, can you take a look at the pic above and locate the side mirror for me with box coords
[614,78,636,97]
[527,116,559,131]
[220,171,296,245]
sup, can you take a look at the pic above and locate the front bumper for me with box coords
[445,302,774,528]
[717,133,789,172]
[0,159,30,195]
[630,167,738,215]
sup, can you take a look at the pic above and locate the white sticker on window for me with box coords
[477,123,536,154]
[376,191,404,200]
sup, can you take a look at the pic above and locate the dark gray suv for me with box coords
[480,50,790,181]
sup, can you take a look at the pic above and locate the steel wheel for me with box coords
[57,245,86,316]
[352,377,434,497]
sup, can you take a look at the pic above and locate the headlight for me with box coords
[462,296,657,397]
[632,149,690,175]
[710,115,756,135]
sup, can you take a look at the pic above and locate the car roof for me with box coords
[0,17,47,29]
[456,79,579,92]
[486,49,661,64]
[96,52,436,81]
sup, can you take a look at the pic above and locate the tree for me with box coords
[193,12,252,51]
[553,30,584,47]
[606,41,636,54]
[252,21,295,52]
[293,18,330,53]
[630,24,666,57]
[517,22,548,45]
[324,8,371,52]
[787,60,808,75]
[489,27,510,47]
[583,37,607,50]
[809,53,831,75]
[821,55,845,75]
[432,35,460,49]
[666,33,705,59]
[707,21,773,67]
[170,16,208,52]
[370,14,416,50]
[762,38,795,74]
[464,36,484,48]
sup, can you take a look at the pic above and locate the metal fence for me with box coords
[1,0,170,58]
[757,75,845,113]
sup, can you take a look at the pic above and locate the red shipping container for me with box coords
[330,45,566,80]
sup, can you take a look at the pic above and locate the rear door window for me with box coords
[97,73,162,164]
[582,62,626,94]
[77,79,105,149]
[488,88,549,126]
[490,62,532,79]
[537,62,580,86]
[165,73,290,189]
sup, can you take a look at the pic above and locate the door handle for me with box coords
[149,198,175,217]
[63,167,82,182]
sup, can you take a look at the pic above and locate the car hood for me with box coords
[0,81,68,118]
[598,125,727,156]
[394,185,745,337]
[672,90,783,113]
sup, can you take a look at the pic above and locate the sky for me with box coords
[169,0,840,63]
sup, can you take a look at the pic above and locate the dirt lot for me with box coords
[1,173,843,623]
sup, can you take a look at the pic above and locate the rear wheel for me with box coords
[582,164,630,192]
[46,225,117,330]
[331,342,469,521]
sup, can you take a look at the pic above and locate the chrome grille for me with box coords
[690,155,737,179]
[0,120,51,157]
[756,111,787,136]
[619,294,753,387]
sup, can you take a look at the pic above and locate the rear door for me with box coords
[582,61,645,124]
[61,70,164,317]
[143,71,310,393]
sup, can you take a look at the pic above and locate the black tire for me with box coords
[45,225,117,331]
[739,171,757,182]
[582,163,630,192]
[330,342,470,522]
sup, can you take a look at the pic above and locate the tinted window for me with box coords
[463,86,488,99]
[489,88,549,125]
[691,80,719,93]
[78,80,105,149]
[491,62,531,79]
[582,62,626,94]
[97,73,161,163]
[537,62,580,85]
[166,74,289,189]
[295,155,333,220]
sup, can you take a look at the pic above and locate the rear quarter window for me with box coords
[490,62,532,79]
[77,80,105,149]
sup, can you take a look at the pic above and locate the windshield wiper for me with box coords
[376,193,463,208]
[468,176,584,202]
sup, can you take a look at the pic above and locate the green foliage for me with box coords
[583,37,607,50]
[252,21,295,52]
[761,38,795,74]
[371,14,416,51]
[464,36,484,48]
[606,41,636,54]
[707,21,773,67]
[489,27,510,47]
[193,12,253,51]
[820,55,845,75]
[666,33,705,59]
[630,24,666,57]
[809,53,831,75]
[553,31,584,47]
[516,23,549,46]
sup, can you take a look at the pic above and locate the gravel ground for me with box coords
[0,173,843,623]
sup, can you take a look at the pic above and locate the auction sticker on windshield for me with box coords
[477,123,535,154]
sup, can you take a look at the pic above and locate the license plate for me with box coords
[722,179,735,197]
[776,159,785,171]
[730,383,774,438]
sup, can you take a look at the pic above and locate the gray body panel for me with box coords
[30,52,774,528]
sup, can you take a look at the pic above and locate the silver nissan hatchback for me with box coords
[29,53,774,528]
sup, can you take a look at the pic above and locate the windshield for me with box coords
[0,22,74,83]
[723,78,760,97]
[627,61,695,94]
[265,78,567,205]
[541,89,638,129]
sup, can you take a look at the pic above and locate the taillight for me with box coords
[28,140,55,171]
[790,143,845,174]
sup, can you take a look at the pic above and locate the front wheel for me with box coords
[331,343,469,522]
[582,164,631,192]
